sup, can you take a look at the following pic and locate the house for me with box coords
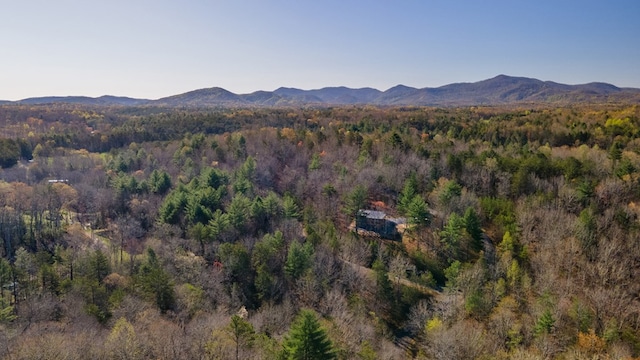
[356,209,405,239]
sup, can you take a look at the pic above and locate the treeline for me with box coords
[0,105,306,156]
[0,103,639,359]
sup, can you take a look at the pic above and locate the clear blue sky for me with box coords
[1,0,638,100]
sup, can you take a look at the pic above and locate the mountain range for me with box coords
[5,75,640,107]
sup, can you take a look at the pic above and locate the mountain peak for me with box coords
[386,84,417,91]
[3,76,638,107]
[155,87,244,106]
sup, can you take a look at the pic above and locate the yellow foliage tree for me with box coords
[106,317,143,360]
[576,329,606,355]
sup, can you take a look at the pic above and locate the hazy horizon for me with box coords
[1,0,638,100]
[4,74,640,102]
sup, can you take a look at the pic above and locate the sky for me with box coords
[0,0,639,100]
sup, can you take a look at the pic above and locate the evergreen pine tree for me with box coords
[463,207,483,252]
[284,241,313,280]
[282,309,336,360]
[90,249,111,283]
[398,173,418,215]
[226,314,255,360]
[407,195,431,228]
[137,248,175,313]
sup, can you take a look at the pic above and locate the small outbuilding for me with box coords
[356,209,405,239]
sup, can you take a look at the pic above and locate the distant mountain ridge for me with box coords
[16,95,148,106]
[4,75,640,107]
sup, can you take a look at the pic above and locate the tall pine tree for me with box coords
[282,309,336,360]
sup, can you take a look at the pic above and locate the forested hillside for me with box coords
[0,103,639,359]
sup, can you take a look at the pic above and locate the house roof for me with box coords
[358,210,386,219]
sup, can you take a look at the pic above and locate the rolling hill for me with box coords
[15,95,148,106]
[3,75,640,107]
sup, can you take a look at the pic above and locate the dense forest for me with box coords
[0,103,639,359]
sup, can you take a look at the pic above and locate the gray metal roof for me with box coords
[358,210,386,219]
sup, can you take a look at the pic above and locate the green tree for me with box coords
[439,180,462,205]
[405,194,431,250]
[0,138,20,168]
[511,168,531,196]
[254,265,278,302]
[79,278,111,323]
[263,192,283,219]
[40,264,60,295]
[208,209,231,242]
[233,177,253,196]
[534,309,555,336]
[357,341,377,360]
[372,259,394,308]
[498,230,516,254]
[191,132,206,149]
[218,243,252,281]
[148,169,172,195]
[226,314,255,360]
[440,213,466,258]
[15,138,32,160]
[218,243,253,304]
[506,259,521,290]
[185,192,213,225]
[447,153,464,179]
[444,260,462,291]
[615,157,635,178]
[283,194,301,219]
[0,258,11,300]
[240,156,257,182]
[137,248,175,313]
[158,187,188,225]
[252,231,285,302]
[407,194,431,229]
[608,141,623,170]
[398,174,418,215]
[201,166,229,189]
[321,184,337,197]
[251,196,268,231]
[90,249,111,284]
[465,289,488,318]
[560,156,583,181]
[463,207,483,252]
[227,193,252,230]
[282,309,336,360]
[0,300,16,324]
[253,231,285,266]
[343,185,367,226]
[388,132,403,149]
[0,257,15,321]
[308,153,321,171]
[188,222,210,255]
[577,208,597,260]
[284,241,313,280]
[479,196,516,234]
